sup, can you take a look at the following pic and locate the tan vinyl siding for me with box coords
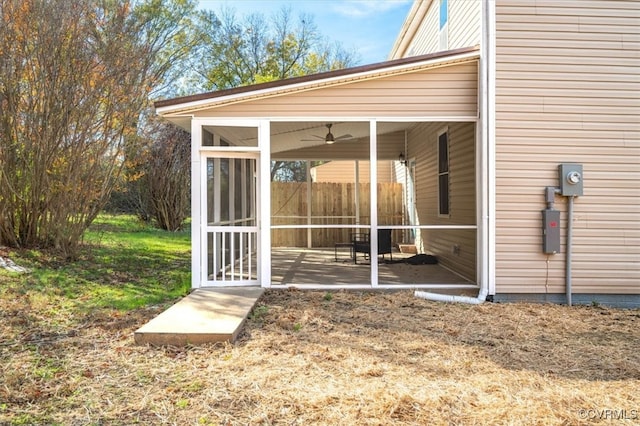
[409,121,476,281]
[193,62,478,119]
[311,161,394,184]
[405,0,481,56]
[495,0,640,294]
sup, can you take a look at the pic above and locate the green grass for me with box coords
[0,214,191,317]
[0,214,192,424]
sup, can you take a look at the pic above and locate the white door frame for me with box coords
[200,153,258,287]
[190,119,266,288]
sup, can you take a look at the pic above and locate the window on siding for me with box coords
[439,0,448,50]
[438,129,450,216]
[439,0,448,29]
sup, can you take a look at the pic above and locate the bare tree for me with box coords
[142,118,191,231]
[0,0,196,258]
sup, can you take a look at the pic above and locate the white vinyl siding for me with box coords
[408,2,440,56]
[449,0,481,49]
[404,0,481,57]
[495,0,640,294]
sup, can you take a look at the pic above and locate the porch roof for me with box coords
[154,46,480,120]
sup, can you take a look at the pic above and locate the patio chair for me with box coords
[352,229,393,264]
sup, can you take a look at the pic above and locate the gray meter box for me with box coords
[558,163,583,196]
[542,209,561,254]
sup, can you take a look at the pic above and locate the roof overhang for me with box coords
[155,46,480,120]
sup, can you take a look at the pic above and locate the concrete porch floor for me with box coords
[134,287,264,346]
[271,247,476,288]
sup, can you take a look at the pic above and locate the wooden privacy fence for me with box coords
[271,182,404,247]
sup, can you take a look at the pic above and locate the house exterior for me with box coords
[155,0,639,306]
[390,0,639,306]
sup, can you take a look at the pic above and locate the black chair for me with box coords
[352,229,393,264]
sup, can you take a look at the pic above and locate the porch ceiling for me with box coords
[204,121,416,160]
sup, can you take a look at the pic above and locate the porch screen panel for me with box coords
[246,159,255,222]
[269,120,372,253]
[206,158,230,224]
[206,157,258,284]
[270,121,372,286]
[220,158,230,223]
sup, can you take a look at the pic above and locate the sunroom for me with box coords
[155,46,487,292]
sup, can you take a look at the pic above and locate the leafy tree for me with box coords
[0,0,197,258]
[271,160,326,182]
[187,5,358,91]
[180,6,358,183]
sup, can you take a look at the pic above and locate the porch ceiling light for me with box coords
[325,131,335,144]
[399,152,407,166]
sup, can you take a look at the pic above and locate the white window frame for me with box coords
[437,127,450,218]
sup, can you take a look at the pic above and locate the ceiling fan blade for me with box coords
[335,134,353,141]
[300,134,325,142]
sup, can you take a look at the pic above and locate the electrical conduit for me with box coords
[566,196,574,306]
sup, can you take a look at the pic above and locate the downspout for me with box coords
[402,130,408,243]
[415,286,489,305]
[415,0,495,305]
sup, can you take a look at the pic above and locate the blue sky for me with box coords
[198,0,414,65]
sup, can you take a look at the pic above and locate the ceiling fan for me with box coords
[301,123,353,144]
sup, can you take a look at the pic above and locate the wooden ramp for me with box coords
[134,288,264,346]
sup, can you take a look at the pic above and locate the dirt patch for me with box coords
[1,290,639,425]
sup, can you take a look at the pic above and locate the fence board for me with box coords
[271,182,404,247]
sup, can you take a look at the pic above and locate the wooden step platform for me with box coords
[134,287,264,346]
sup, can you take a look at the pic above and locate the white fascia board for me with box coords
[155,50,480,117]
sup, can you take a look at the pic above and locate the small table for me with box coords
[334,242,353,262]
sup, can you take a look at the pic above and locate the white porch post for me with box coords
[259,121,271,287]
[306,160,312,248]
[354,161,360,225]
[190,119,202,289]
[370,120,378,287]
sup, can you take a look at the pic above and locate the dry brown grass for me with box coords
[1,289,639,425]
